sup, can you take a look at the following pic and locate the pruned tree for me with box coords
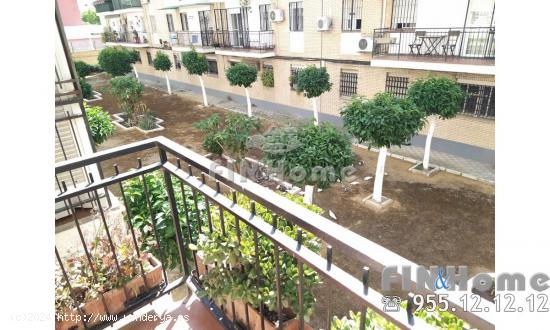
[109,76,144,126]
[408,76,464,171]
[296,65,332,125]
[181,48,209,106]
[97,47,133,76]
[153,51,173,95]
[341,93,425,204]
[127,49,141,80]
[225,63,258,117]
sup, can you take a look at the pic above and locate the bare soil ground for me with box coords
[89,73,494,327]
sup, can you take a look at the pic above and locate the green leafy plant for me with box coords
[138,111,157,131]
[109,76,144,126]
[193,193,322,322]
[262,122,355,188]
[75,61,93,77]
[225,63,258,116]
[81,9,100,25]
[181,48,209,106]
[341,93,425,203]
[98,47,133,76]
[193,113,261,165]
[260,68,274,87]
[128,50,141,64]
[407,76,464,170]
[295,65,332,124]
[85,103,115,145]
[124,171,205,270]
[80,77,93,99]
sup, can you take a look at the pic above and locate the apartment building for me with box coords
[95,0,495,164]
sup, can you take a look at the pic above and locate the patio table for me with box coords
[419,35,446,55]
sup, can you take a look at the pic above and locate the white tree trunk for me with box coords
[245,87,252,117]
[133,64,139,80]
[372,147,388,203]
[164,72,172,95]
[198,76,208,107]
[311,97,319,126]
[422,115,437,170]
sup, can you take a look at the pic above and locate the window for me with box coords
[166,14,175,32]
[289,2,303,32]
[290,65,302,90]
[180,13,189,31]
[174,54,181,69]
[207,59,218,75]
[259,4,272,31]
[342,0,362,31]
[340,71,358,97]
[391,0,418,29]
[460,84,495,118]
[385,74,408,97]
[146,51,153,65]
[150,15,157,33]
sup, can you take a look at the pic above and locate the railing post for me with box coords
[159,149,191,278]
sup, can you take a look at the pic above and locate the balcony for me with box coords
[171,31,215,53]
[372,27,495,74]
[55,136,494,330]
[104,30,149,47]
[93,0,142,13]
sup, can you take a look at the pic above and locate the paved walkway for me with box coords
[139,75,495,183]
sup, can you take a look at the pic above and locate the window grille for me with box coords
[460,84,495,118]
[340,71,358,97]
[289,2,303,31]
[385,74,408,97]
[391,0,418,29]
[342,0,363,31]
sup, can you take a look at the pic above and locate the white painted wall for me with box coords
[416,0,468,28]
[289,32,304,53]
[340,32,362,55]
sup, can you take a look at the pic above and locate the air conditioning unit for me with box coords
[317,16,332,31]
[269,9,284,22]
[357,37,373,52]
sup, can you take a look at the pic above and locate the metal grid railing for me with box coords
[55,137,495,330]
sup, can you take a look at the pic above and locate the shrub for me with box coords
[75,60,93,77]
[79,77,93,99]
[109,76,144,126]
[262,122,355,188]
[225,63,257,88]
[296,65,332,98]
[407,76,464,119]
[260,68,274,87]
[98,47,133,76]
[194,193,322,321]
[193,113,261,162]
[128,49,141,64]
[124,171,206,270]
[138,111,156,131]
[153,51,172,72]
[85,104,115,145]
[181,48,208,75]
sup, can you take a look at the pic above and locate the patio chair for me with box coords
[442,30,461,56]
[409,31,425,55]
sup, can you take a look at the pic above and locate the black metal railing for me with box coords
[373,27,495,62]
[55,137,495,330]
[104,31,149,44]
[210,30,274,51]
[93,0,142,13]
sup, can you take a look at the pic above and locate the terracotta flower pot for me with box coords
[55,307,84,330]
[143,255,163,289]
[223,299,311,330]
[103,286,127,315]
[82,296,107,326]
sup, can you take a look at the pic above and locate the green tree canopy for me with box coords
[153,52,172,72]
[127,49,141,64]
[81,9,100,25]
[181,49,208,76]
[341,93,426,149]
[98,47,133,76]
[225,63,257,88]
[85,104,115,145]
[296,65,332,98]
[407,76,464,119]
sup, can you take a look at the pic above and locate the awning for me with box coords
[158,0,219,10]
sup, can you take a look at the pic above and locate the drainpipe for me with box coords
[381,0,387,28]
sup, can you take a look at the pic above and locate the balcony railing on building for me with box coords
[104,30,149,45]
[173,30,274,52]
[373,27,495,64]
[55,136,495,330]
[93,0,142,13]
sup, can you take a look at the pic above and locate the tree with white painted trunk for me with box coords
[152,51,173,95]
[181,48,209,107]
[225,63,258,117]
[408,77,464,171]
[128,49,141,81]
[295,65,332,126]
[341,93,425,203]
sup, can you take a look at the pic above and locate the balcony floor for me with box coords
[373,54,494,66]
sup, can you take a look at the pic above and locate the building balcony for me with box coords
[93,0,142,13]
[170,31,215,53]
[104,30,150,47]
[54,136,495,330]
[372,27,495,74]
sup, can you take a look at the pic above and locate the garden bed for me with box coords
[83,91,103,103]
[112,112,165,133]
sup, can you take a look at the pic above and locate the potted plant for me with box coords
[191,193,322,329]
